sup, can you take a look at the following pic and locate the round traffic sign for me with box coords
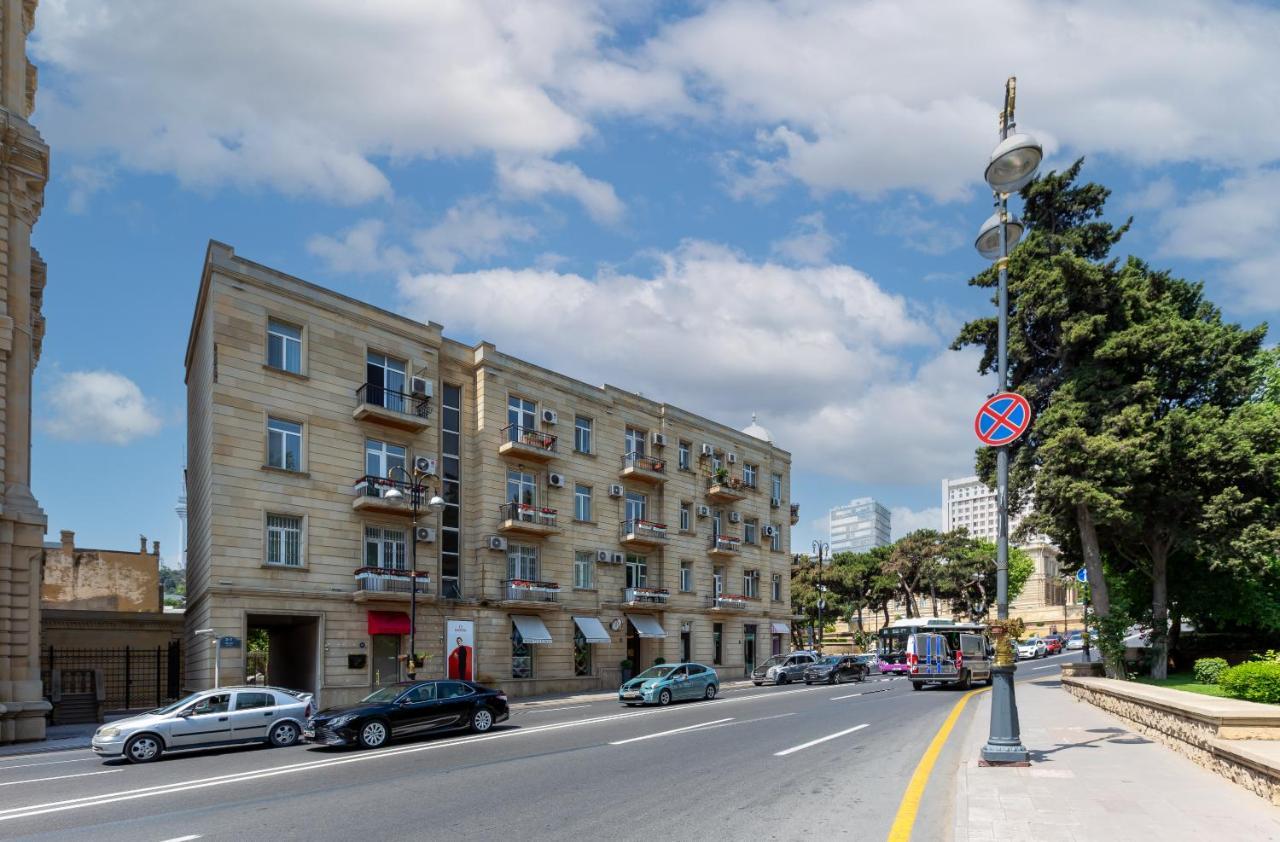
[1076,568,1088,584]
[974,392,1032,447]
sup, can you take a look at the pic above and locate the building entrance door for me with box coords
[743,624,758,677]
[372,634,401,686]
[626,624,642,672]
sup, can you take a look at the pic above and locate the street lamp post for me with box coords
[812,540,829,651]
[381,465,446,680]
[975,77,1040,766]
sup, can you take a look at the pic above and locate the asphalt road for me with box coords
[0,652,1083,842]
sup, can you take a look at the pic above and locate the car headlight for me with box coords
[97,727,121,738]
[328,714,357,727]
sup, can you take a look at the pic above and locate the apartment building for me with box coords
[184,243,798,705]
[828,497,891,554]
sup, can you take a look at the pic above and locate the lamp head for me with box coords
[426,494,447,515]
[984,132,1042,193]
[380,485,405,501]
[975,211,1024,260]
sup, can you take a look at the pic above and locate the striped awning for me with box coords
[770,622,790,634]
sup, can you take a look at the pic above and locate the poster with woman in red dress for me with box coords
[447,619,475,681]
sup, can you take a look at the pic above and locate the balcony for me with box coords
[619,518,668,548]
[499,579,561,608]
[352,567,432,603]
[622,586,670,608]
[706,474,748,503]
[498,502,561,537]
[706,594,750,611]
[353,383,431,431]
[352,475,419,516]
[790,503,800,526]
[499,424,557,462]
[709,534,742,557]
[619,452,667,484]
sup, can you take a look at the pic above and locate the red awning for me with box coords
[368,610,410,635]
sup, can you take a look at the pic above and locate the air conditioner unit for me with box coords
[415,526,436,543]
[542,409,558,425]
[727,452,738,464]
[770,497,781,508]
[414,456,437,475]
[608,484,624,498]
[548,472,567,488]
[410,376,432,398]
[651,432,667,447]
[700,443,714,456]
[762,525,778,538]
[696,505,711,518]
[610,552,625,564]
[488,536,508,552]
[596,549,611,563]
[729,512,742,524]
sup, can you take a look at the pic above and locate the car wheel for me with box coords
[124,733,162,764]
[704,684,718,700]
[911,681,923,691]
[957,670,972,691]
[268,721,300,747]
[752,681,763,687]
[357,719,389,749]
[470,707,494,733]
[657,689,672,706]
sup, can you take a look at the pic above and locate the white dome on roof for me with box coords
[742,413,772,442]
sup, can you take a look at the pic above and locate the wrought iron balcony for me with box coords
[619,518,668,547]
[706,474,748,502]
[353,383,431,430]
[706,594,749,611]
[352,475,420,514]
[623,586,670,606]
[709,534,742,556]
[499,424,557,462]
[353,567,431,601]
[498,502,560,536]
[501,579,561,603]
[620,451,667,483]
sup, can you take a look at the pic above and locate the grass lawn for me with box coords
[1135,672,1229,698]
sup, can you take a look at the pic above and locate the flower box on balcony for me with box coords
[508,579,561,593]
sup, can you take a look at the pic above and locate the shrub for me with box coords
[653,657,667,666]
[1252,649,1280,664]
[1193,657,1230,685]
[1220,661,1280,705]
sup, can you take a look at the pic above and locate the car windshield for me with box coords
[820,655,842,664]
[636,666,677,680]
[150,691,206,716]
[361,685,407,704]
[758,655,786,669]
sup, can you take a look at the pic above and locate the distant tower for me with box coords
[176,471,188,568]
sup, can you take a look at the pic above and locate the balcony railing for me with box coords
[354,566,431,595]
[502,579,561,603]
[707,594,749,610]
[503,424,557,452]
[500,502,558,528]
[710,534,741,553]
[621,452,666,474]
[620,519,668,541]
[354,475,421,505]
[624,586,670,605]
[356,383,430,419]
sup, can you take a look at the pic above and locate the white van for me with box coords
[907,629,993,691]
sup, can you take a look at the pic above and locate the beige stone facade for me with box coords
[0,0,50,744]
[184,243,796,705]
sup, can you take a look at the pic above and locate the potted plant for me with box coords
[619,658,634,683]
[653,656,666,666]
[714,467,729,484]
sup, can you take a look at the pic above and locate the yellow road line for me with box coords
[886,686,989,842]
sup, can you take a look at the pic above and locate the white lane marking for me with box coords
[0,770,120,788]
[159,836,202,842]
[515,704,591,715]
[830,693,862,700]
[774,724,870,757]
[0,757,97,771]
[1032,664,1060,670]
[609,717,735,746]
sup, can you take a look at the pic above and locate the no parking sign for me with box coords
[974,392,1031,447]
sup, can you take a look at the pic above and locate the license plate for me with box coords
[622,693,641,699]
[302,729,315,739]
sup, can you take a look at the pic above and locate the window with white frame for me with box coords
[625,554,648,588]
[772,573,782,601]
[770,524,782,551]
[744,518,758,545]
[679,502,691,532]
[574,550,594,589]
[744,569,760,598]
[713,566,723,596]
[507,469,536,506]
[266,417,302,471]
[743,463,758,488]
[366,351,407,411]
[678,440,691,470]
[771,473,783,504]
[266,320,302,373]
[508,395,536,440]
[508,544,538,581]
[365,439,406,480]
[265,514,302,567]
[679,561,693,592]
[575,484,592,521]
[624,426,646,458]
[364,525,406,570]
[574,416,593,453]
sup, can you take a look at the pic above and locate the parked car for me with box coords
[803,654,867,685]
[1016,638,1048,659]
[305,680,508,749]
[92,686,314,763]
[619,662,719,706]
[1043,635,1065,655]
[752,651,819,686]
[1065,632,1085,650]
[853,653,882,675]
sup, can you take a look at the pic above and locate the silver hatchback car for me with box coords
[92,686,314,763]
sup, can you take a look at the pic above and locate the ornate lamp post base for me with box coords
[981,620,1029,765]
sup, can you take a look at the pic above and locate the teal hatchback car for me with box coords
[618,663,719,706]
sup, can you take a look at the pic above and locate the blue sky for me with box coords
[24,0,1279,564]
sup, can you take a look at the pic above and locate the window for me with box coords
[508,544,538,581]
[743,463,758,488]
[364,525,406,570]
[365,439,406,480]
[744,569,760,599]
[266,417,302,471]
[366,351,408,411]
[712,509,722,536]
[574,550,594,589]
[235,691,273,710]
[574,416,593,453]
[625,426,646,458]
[507,469,536,506]
[575,484,592,521]
[772,573,782,602]
[744,518,758,545]
[771,473,783,504]
[189,693,231,716]
[679,561,693,592]
[625,554,648,588]
[508,395,536,440]
[266,320,301,373]
[678,440,691,470]
[679,502,691,532]
[402,683,436,703]
[512,622,533,679]
[266,514,302,567]
[681,630,692,663]
[625,490,647,526]
[713,566,723,596]
[441,385,462,599]
[438,681,472,699]
[574,626,591,676]
[770,524,782,552]
[713,623,723,665]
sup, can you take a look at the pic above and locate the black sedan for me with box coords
[304,680,509,749]
[803,655,868,685]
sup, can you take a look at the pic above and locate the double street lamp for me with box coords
[380,464,446,679]
[812,540,829,651]
[974,77,1041,766]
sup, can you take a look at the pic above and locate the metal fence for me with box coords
[42,642,181,711]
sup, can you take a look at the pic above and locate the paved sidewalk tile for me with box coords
[952,676,1280,842]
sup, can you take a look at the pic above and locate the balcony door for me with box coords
[507,469,536,519]
[712,509,723,537]
[625,554,648,589]
[625,426,646,458]
[365,526,407,571]
[508,396,535,441]
[625,491,647,526]
[713,566,723,597]
[366,439,406,484]
[367,351,407,411]
[508,544,538,581]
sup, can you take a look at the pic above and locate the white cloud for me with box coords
[497,157,625,223]
[879,200,964,256]
[771,212,837,265]
[412,199,539,272]
[307,219,409,274]
[64,164,115,213]
[43,370,162,445]
[890,506,943,541]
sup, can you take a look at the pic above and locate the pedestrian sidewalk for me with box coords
[952,675,1280,842]
[0,721,111,758]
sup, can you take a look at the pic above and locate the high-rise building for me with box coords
[828,498,891,554]
[941,476,1001,543]
[0,0,52,745]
